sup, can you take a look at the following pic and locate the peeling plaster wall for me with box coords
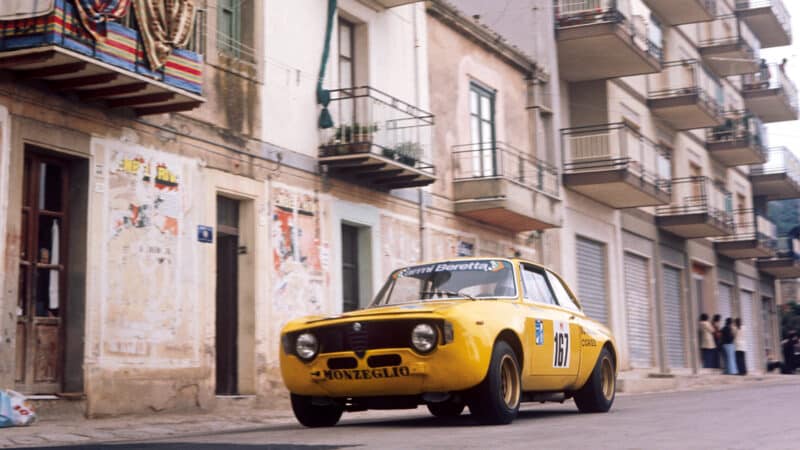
[0,105,10,386]
[86,138,206,416]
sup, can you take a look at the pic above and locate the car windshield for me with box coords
[370,259,518,307]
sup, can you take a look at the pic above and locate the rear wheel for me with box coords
[467,341,521,425]
[427,398,465,417]
[574,347,616,413]
[290,394,344,427]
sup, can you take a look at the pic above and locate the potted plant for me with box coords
[393,141,423,167]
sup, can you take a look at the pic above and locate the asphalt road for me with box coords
[47,378,800,450]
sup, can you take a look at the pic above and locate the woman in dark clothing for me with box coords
[782,331,798,374]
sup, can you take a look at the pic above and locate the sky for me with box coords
[761,2,800,153]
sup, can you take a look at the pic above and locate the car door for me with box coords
[520,264,580,391]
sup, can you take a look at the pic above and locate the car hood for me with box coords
[284,301,468,330]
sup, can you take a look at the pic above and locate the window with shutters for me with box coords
[218,0,255,61]
[469,82,496,177]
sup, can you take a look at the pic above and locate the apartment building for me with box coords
[0,0,796,418]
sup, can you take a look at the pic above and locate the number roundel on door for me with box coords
[553,321,570,369]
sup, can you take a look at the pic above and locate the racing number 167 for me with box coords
[553,332,570,368]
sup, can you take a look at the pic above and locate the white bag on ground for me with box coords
[0,390,37,426]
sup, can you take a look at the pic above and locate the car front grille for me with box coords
[285,319,444,358]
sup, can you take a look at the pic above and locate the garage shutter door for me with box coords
[740,290,758,373]
[663,265,685,368]
[576,237,608,325]
[717,283,733,321]
[625,252,652,368]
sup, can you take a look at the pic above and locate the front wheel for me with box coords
[574,347,616,413]
[290,393,344,427]
[467,341,521,425]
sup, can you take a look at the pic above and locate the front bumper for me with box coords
[280,345,487,398]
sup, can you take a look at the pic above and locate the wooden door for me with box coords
[17,153,69,393]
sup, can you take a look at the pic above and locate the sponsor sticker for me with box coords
[535,320,544,346]
[553,321,571,369]
[313,366,411,381]
[397,260,507,278]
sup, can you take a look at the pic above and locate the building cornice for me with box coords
[425,0,546,81]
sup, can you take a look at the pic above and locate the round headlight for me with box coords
[411,323,437,353]
[295,333,319,361]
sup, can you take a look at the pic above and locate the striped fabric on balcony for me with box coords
[133,0,197,70]
[73,0,132,41]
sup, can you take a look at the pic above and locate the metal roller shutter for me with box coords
[717,283,733,321]
[625,252,652,368]
[663,265,685,368]
[739,290,758,373]
[576,237,608,325]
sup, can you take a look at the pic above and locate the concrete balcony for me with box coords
[656,176,734,238]
[554,0,662,81]
[735,0,792,48]
[741,63,799,122]
[643,0,717,25]
[706,111,768,166]
[648,60,725,130]
[714,209,777,259]
[367,0,423,8]
[748,147,800,200]
[757,238,800,278]
[0,0,204,115]
[319,86,436,190]
[451,143,561,232]
[561,123,671,208]
[697,15,760,77]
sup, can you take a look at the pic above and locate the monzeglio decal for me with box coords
[317,366,411,381]
[553,321,570,369]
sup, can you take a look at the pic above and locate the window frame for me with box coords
[218,0,242,57]
[545,270,583,313]
[469,81,497,177]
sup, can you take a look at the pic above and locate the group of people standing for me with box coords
[698,314,748,375]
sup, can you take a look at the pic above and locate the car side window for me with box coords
[545,270,582,312]
[521,265,556,305]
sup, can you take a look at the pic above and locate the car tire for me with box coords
[290,393,344,427]
[426,398,466,417]
[574,347,616,413]
[467,340,521,425]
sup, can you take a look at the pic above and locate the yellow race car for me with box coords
[279,258,617,427]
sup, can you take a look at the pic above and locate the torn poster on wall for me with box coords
[103,146,193,360]
[272,186,325,318]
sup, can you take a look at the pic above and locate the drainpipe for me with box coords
[412,4,425,261]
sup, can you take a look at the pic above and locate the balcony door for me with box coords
[469,82,496,177]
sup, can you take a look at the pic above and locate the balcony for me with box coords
[365,0,423,9]
[713,209,777,258]
[741,63,799,122]
[451,143,561,232]
[706,111,768,166]
[648,60,725,130]
[319,86,435,190]
[735,0,792,48]
[554,0,662,81]
[642,0,716,25]
[0,0,204,115]
[749,147,800,200]
[757,238,800,278]
[697,16,760,77]
[561,123,671,208]
[656,177,734,238]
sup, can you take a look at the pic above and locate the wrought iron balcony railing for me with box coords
[714,209,777,243]
[452,142,560,198]
[319,86,434,175]
[553,0,664,61]
[742,63,799,107]
[735,0,792,41]
[750,147,800,183]
[649,59,724,112]
[561,122,671,188]
[656,176,733,224]
[707,111,768,151]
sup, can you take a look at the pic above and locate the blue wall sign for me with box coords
[198,225,214,243]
